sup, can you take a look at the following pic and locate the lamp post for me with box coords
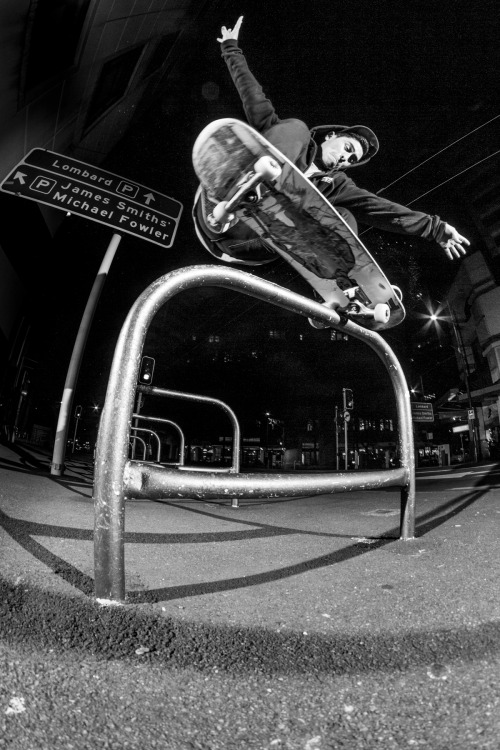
[264,411,270,467]
[428,302,479,463]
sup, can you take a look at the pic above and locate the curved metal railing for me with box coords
[94,265,415,602]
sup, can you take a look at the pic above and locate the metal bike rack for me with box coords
[94,265,415,602]
[130,426,162,462]
[129,435,147,461]
[135,391,240,471]
[132,414,185,466]
[132,414,186,466]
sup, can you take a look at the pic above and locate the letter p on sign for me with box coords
[116,181,139,199]
[32,176,56,194]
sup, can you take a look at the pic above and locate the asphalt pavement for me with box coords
[1,440,499,749]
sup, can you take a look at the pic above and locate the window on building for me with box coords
[330,330,349,341]
[22,0,91,94]
[85,45,144,130]
[269,330,284,340]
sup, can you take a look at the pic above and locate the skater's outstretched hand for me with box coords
[436,222,470,260]
[217,16,243,43]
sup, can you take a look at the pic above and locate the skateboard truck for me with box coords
[309,287,390,329]
[208,156,282,230]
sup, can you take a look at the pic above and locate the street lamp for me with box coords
[424,301,479,462]
[264,412,270,467]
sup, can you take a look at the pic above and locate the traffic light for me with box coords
[343,388,354,410]
[139,356,155,384]
[75,405,82,419]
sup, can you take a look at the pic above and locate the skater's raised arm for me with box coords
[218,17,281,133]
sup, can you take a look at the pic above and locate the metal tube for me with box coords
[130,426,162,463]
[133,413,185,465]
[138,386,241,472]
[51,233,122,475]
[125,462,408,499]
[94,265,415,602]
[129,435,147,461]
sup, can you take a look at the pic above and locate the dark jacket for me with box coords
[221,39,444,242]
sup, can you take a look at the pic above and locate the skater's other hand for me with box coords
[217,16,243,43]
[437,222,470,260]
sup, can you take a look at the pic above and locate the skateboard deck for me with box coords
[192,118,405,331]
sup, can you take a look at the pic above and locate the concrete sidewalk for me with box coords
[1,439,499,636]
[1,440,499,747]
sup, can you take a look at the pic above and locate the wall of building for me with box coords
[0,0,209,438]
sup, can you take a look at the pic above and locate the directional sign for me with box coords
[0,149,183,248]
[411,402,434,423]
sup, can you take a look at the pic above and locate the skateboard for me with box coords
[192,118,405,331]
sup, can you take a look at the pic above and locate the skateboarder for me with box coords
[193,16,470,278]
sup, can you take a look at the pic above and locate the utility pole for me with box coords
[335,405,339,471]
[72,405,82,453]
[343,388,354,470]
[448,307,480,462]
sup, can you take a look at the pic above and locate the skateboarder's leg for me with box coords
[323,207,358,289]
[263,119,311,165]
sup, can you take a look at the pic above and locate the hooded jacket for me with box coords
[220,39,444,242]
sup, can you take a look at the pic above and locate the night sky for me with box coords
[27,0,499,432]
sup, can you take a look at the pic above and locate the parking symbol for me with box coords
[30,176,56,194]
[116,180,139,199]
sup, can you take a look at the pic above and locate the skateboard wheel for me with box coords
[374,303,390,323]
[212,201,231,223]
[254,155,282,181]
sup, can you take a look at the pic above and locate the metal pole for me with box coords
[335,405,339,471]
[131,391,143,460]
[447,302,480,463]
[344,417,348,471]
[51,234,122,475]
[71,415,79,453]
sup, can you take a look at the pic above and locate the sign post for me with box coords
[1,149,183,475]
[50,233,122,474]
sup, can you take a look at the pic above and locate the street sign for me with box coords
[411,402,434,422]
[468,408,475,420]
[343,411,351,422]
[0,148,183,248]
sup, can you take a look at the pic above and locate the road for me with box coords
[416,462,500,491]
[0,443,499,749]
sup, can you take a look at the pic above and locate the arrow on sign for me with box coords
[14,171,27,184]
[144,192,155,205]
